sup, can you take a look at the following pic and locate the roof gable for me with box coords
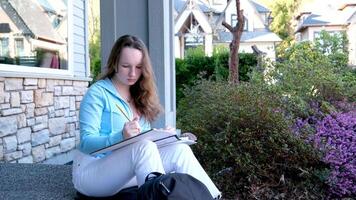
[8,0,65,44]
[295,1,356,32]
[250,0,269,13]
[175,0,212,34]
[215,0,267,31]
[235,0,265,29]
[175,0,213,14]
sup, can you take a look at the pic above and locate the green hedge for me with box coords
[176,47,257,101]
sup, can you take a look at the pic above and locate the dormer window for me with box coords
[0,23,11,33]
[231,14,248,31]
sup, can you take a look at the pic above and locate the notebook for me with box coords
[90,129,196,155]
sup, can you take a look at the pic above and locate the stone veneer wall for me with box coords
[0,77,88,164]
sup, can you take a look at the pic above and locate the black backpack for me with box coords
[76,186,138,200]
[137,172,214,200]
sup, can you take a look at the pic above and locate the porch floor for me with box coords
[0,163,76,200]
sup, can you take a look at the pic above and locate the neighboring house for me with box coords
[0,0,67,68]
[174,0,282,60]
[0,0,90,164]
[349,13,356,67]
[174,0,213,58]
[294,1,356,66]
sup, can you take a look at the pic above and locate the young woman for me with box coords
[72,35,221,199]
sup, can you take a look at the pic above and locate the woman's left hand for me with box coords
[164,125,176,132]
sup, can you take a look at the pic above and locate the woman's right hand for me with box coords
[123,117,141,139]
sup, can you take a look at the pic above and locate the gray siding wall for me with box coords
[72,0,89,78]
[100,1,149,65]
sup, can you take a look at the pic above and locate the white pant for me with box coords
[72,140,221,198]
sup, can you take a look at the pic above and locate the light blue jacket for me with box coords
[79,78,151,154]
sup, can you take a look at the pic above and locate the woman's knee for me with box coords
[134,139,158,153]
[174,143,194,157]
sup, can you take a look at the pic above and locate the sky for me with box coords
[298,0,354,12]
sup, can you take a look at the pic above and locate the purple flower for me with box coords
[312,111,356,198]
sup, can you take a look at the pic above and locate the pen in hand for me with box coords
[115,104,131,121]
[116,104,141,138]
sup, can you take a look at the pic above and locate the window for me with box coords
[0,38,9,56]
[313,30,341,40]
[15,38,24,56]
[231,14,248,31]
[313,30,345,55]
[231,14,237,27]
[295,32,302,42]
[0,0,68,70]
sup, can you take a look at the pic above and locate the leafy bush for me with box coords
[89,33,101,84]
[177,79,326,199]
[341,68,356,102]
[261,37,353,120]
[90,56,101,85]
[314,31,349,69]
[176,47,257,101]
[0,56,15,64]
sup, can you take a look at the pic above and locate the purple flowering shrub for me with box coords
[292,100,356,198]
[312,111,356,198]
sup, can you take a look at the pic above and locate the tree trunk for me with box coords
[222,0,244,84]
[229,38,238,84]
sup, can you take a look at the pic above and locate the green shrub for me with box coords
[261,39,353,119]
[176,48,257,101]
[89,34,101,84]
[177,79,326,199]
[185,45,205,57]
[341,68,356,101]
[314,30,348,69]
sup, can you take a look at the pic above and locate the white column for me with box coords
[174,36,181,58]
[205,34,213,57]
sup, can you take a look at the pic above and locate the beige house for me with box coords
[174,0,213,58]
[294,1,356,66]
[0,0,67,69]
[174,0,282,60]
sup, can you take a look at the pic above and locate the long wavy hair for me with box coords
[99,35,162,123]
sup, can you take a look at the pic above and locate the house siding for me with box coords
[347,17,356,67]
[0,0,90,164]
[73,0,88,78]
[293,3,356,67]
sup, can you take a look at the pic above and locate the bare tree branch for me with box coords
[222,21,233,32]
